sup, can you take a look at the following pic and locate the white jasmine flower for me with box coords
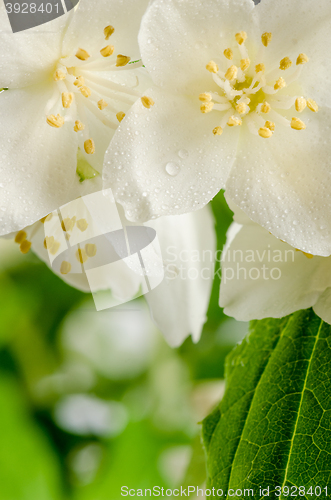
[11,206,216,347]
[103,0,331,255]
[219,201,331,324]
[0,0,152,235]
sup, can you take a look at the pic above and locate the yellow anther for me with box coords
[302,252,314,259]
[116,54,131,67]
[225,65,238,81]
[65,233,71,241]
[76,248,88,264]
[261,32,272,47]
[45,213,53,222]
[75,48,90,61]
[61,218,75,232]
[255,63,265,74]
[236,102,247,115]
[141,96,155,109]
[53,69,66,81]
[265,120,275,132]
[77,219,89,232]
[20,240,31,254]
[274,77,286,90]
[258,127,273,138]
[227,116,242,127]
[235,31,247,45]
[100,45,115,57]
[15,230,27,244]
[60,261,72,275]
[296,53,309,65]
[206,60,219,73]
[223,48,233,60]
[199,93,212,103]
[307,98,318,112]
[104,25,115,40]
[74,120,85,132]
[116,112,126,122]
[49,241,60,255]
[279,57,292,70]
[200,102,214,113]
[44,236,55,249]
[74,76,85,88]
[85,243,97,257]
[291,117,306,130]
[62,92,73,109]
[84,139,95,155]
[261,101,271,113]
[98,99,108,110]
[213,126,223,136]
[80,86,91,98]
[295,97,307,112]
[240,58,250,71]
[46,114,64,128]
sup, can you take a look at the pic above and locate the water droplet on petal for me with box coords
[165,162,180,177]
[178,149,189,159]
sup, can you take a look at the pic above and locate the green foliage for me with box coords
[203,309,331,498]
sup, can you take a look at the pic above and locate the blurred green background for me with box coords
[0,193,247,500]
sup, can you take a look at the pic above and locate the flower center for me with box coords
[199,31,318,139]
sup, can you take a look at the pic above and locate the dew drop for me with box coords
[165,162,180,176]
[178,149,189,159]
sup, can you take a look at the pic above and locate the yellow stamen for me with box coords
[20,240,31,254]
[85,243,97,257]
[206,60,219,74]
[62,92,73,109]
[74,120,85,132]
[200,102,214,114]
[116,55,131,67]
[75,48,90,61]
[80,86,91,98]
[77,219,89,232]
[261,101,271,113]
[291,117,306,130]
[240,58,250,71]
[61,218,75,232]
[261,32,272,47]
[212,126,223,136]
[46,114,64,128]
[44,236,55,249]
[295,97,306,112]
[223,48,233,60]
[235,31,247,45]
[255,63,265,74]
[45,213,53,222]
[295,248,314,259]
[199,93,212,103]
[98,99,108,110]
[15,230,27,244]
[49,242,60,255]
[76,248,88,264]
[84,139,95,155]
[227,116,242,127]
[54,69,66,81]
[60,261,72,275]
[265,121,275,132]
[307,98,318,112]
[258,127,273,138]
[116,112,126,122]
[141,96,155,109]
[100,45,115,57]
[74,76,85,88]
[225,65,238,81]
[104,25,115,40]
[274,77,286,90]
[296,53,309,65]
[236,102,247,115]
[279,57,292,70]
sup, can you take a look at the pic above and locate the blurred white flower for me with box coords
[0,0,151,235]
[103,0,331,256]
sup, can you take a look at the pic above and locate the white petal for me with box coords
[63,0,150,60]
[0,86,84,235]
[145,206,216,347]
[0,5,67,88]
[225,106,331,256]
[139,0,257,94]
[103,87,239,221]
[313,288,331,325]
[220,220,331,321]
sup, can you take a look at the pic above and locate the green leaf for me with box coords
[202,309,331,498]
